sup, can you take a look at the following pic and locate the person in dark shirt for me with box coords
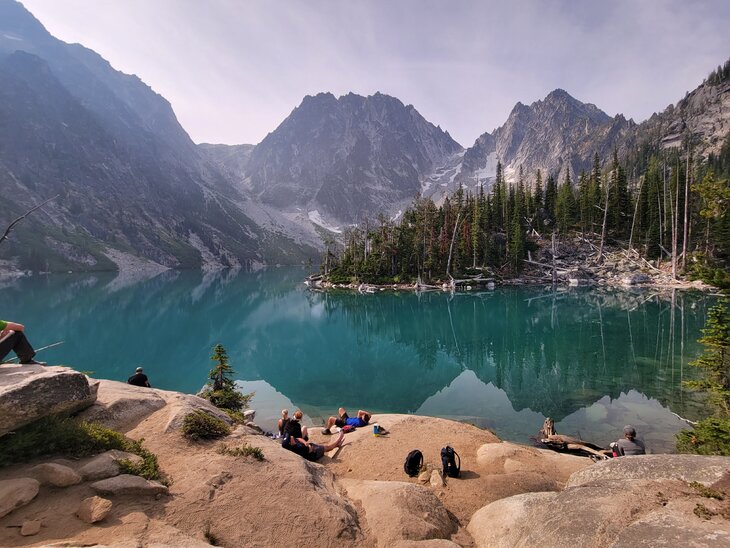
[282,430,345,461]
[616,425,646,456]
[284,410,309,441]
[127,367,151,387]
[0,320,46,365]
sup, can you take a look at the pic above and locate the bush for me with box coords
[0,417,163,481]
[206,389,252,412]
[676,417,730,456]
[181,411,231,441]
[217,443,264,461]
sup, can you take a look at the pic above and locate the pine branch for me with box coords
[0,195,59,245]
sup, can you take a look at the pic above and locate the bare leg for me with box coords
[322,431,345,451]
[302,425,309,439]
[323,416,337,433]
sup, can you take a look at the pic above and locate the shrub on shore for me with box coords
[0,416,163,480]
[181,410,231,441]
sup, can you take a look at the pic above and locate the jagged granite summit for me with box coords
[243,91,463,223]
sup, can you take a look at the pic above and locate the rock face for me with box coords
[162,391,234,433]
[244,91,463,222]
[0,1,316,273]
[30,463,82,487]
[467,455,730,547]
[77,380,167,429]
[342,479,456,545]
[0,478,40,518]
[90,474,169,497]
[76,496,113,524]
[0,364,96,436]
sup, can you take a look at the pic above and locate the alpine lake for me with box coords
[1,267,719,454]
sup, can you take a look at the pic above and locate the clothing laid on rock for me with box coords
[617,438,646,456]
[127,373,150,387]
[0,322,39,364]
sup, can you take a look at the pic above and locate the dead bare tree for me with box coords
[681,147,690,271]
[446,210,462,281]
[0,195,59,246]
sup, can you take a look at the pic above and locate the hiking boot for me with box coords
[21,359,47,366]
[321,428,332,435]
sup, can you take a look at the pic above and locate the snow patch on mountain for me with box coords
[308,210,342,234]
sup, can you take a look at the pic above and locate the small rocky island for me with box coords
[1,363,729,547]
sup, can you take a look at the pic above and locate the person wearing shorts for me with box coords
[322,408,371,435]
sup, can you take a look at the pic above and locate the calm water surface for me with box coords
[0,268,716,453]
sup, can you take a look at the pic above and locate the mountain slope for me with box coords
[0,0,316,271]
[243,92,463,223]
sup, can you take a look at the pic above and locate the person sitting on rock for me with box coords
[616,425,646,456]
[278,409,290,437]
[284,410,309,441]
[127,366,151,387]
[322,408,371,435]
[282,430,345,461]
[0,320,46,365]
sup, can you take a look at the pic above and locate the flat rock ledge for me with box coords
[0,364,96,436]
[90,474,168,497]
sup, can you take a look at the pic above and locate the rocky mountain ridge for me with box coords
[1,0,728,271]
[0,0,318,272]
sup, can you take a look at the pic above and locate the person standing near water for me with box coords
[127,366,151,387]
[0,320,46,365]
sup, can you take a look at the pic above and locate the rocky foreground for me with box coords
[1,365,729,547]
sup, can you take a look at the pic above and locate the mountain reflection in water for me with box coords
[0,267,714,452]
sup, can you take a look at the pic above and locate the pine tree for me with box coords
[544,174,558,223]
[685,300,730,416]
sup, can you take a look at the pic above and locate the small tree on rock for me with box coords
[203,344,251,412]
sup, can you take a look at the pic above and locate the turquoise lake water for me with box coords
[0,267,716,453]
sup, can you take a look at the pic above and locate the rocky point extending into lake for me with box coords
[1,363,729,547]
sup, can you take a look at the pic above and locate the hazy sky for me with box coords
[20,0,730,147]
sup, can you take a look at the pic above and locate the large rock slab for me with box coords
[0,478,40,518]
[90,474,168,496]
[567,454,730,487]
[0,364,96,436]
[476,441,590,479]
[342,479,456,544]
[162,392,234,433]
[77,379,166,429]
[468,455,730,547]
[30,462,82,487]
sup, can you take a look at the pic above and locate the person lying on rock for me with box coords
[616,425,646,456]
[284,409,309,441]
[0,320,46,365]
[127,366,151,387]
[322,408,371,435]
[282,430,345,461]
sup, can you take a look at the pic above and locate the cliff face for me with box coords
[443,74,729,200]
[243,92,463,223]
[0,0,316,271]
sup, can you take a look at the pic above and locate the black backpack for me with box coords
[441,446,460,478]
[404,449,423,477]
